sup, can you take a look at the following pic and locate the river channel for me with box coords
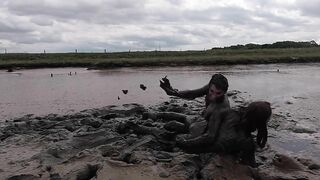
[1,63,320,120]
[1,63,320,161]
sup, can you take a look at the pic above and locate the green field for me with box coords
[1,47,320,69]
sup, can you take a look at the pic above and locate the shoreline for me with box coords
[1,48,320,70]
[1,57,320,71]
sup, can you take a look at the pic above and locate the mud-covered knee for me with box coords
[164,121,188,133]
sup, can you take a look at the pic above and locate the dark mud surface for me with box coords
[1,92,319,180]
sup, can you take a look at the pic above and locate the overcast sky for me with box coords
[0,0,319,53]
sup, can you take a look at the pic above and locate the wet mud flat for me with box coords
[0,92,319,180]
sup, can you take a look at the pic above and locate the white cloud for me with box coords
[0,0,319,52]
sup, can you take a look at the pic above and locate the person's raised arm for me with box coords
[160,76,208,100]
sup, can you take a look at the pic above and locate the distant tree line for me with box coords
[213,40,319,50]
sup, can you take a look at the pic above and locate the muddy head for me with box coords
[244,101,272,148]
[206,74,229,105]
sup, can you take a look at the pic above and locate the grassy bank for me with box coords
[1,47,320,69]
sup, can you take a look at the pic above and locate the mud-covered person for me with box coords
[159,73,230,136]
[116,74,229,145]
[160,74,271,166]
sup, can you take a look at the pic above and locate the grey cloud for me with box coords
[6,0,148,24]
[7,0,99,21]
[107,0,147,9]
[211,6,303,28]
[144,4,304,33]
[6,0,303,28]
[214,6,253,25]
[0,31,61,44]
[1,0,320,52]
[296,0,320,18]
[256,10,306,27]
[0,21,33,33]
[209,6,307,34]
[30,16,54,26]
[0,12,60,45]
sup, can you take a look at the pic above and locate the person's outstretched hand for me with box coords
[160,76,179,96]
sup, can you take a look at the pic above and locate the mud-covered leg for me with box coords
[118,121,177,141]
[175,134,222,154]
[143,112,188,124]
[143,111,190,133]
[164,121,189,133]
[239,137,257,167]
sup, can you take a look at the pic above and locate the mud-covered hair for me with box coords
[209,74,229,92]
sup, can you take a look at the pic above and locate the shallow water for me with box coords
[1,63,320,121]
[1,63,320,161]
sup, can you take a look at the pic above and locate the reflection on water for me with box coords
[0,63,320,121]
